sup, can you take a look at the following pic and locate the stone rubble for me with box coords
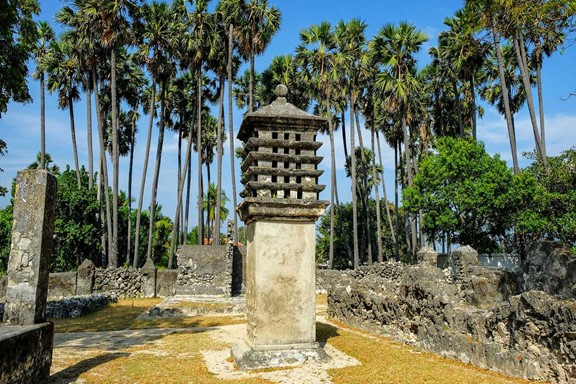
[327,242,576,384]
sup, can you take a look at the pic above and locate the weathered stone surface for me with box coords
[176,245,231,296]
[452,245,480,280]
[234,87,328,369]
[4,170,57,325]
[93,267,143,298]
[522,241,576,298]
[156,269,178,297]
[141,258,157,298]
[45,293,117,319]
[232,339,329,370]
[0,275,7,301]
[417,246,438,267]
[0,322,53,384]
[328,254,576,383]
[48,272,76,298]
[76,259,96,295]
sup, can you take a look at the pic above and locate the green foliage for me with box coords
[52,166,101,272]
[517,148,576,248]
[0,0,39,116]
[403,137,521,252]
[316,200,403,268]
[153,215,173,267]
[0,205,13,274]
[0,139,7,197]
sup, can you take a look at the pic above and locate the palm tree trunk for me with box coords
[110,48,119,268]
[169,115,195,268]
[127,113,136,265]
[147,78,167,261]
[376,131,395,244]
[93,70,113,265]
[327,93,336,269]
[491,23,520,175]
[177,128,183,243]
[40,73,46,170]
[371,129,383,262]
[86,77,94,189]
[536,56,546,159]
[513,35,547,170]
[98,160,106,266]
[228,23,238,244]
[196,70,204,245]
[68,88,81,189]
[205,160,212,241]
[249,38,255,113]
[453,78,464,137]
[469,76,477,140]
[184,153,192,245]
[401,113,416,262]
[341,111,349,161]
[350,98,359,268]
[394,140,400,262]
[355,111,372,263]
[134,79,156,267]
[214,77,225,245]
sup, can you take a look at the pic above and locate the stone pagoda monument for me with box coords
[231,84,330,369]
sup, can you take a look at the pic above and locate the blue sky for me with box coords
[1,0,575,230]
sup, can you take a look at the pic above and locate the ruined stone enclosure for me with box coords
[327,242,576,384]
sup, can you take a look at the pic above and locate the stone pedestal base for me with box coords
[231,338,329,370]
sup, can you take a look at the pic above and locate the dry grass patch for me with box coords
[59,331,271,384]
[53,298,163,333]
[131,315,245,330]
[318,321,538,384]
[53,298,246,333]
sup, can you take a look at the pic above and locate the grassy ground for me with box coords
[53,298,245,333]
[50,297,542,384]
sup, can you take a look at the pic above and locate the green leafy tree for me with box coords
[52,166,101,272]
[0,0,39,116]
[0,205,12,274]
[403,137,519,252]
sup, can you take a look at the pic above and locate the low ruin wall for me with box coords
[327,242,576,383]
[0,322,53,384]
[0,244,245,302]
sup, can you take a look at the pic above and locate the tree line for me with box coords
[1,0,574,272]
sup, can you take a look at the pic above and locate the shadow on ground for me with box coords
[49,352,129,384]
[316,321,340,347]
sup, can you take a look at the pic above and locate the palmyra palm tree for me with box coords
[296,21,340,268]
[33,21,55,171]
[370,21,428,262]
[44,35,82,189]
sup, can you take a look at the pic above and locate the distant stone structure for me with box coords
[1,169,57,383]
[231,85,330,369]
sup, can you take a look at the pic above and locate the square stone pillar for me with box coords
[232,85,329,369]
[3,170,57,325]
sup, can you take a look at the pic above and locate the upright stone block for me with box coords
[417,246,438,267]
[452,245,479,280]
[3,170,57,325]
[232,85,329,369]
[76,259,95,295]
[141,257,157,298]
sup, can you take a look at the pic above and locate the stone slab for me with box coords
[231,337,329,370]
[4,170,57,325]
[0,322,54,384]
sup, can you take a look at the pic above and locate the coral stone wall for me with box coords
[327,242,576,384]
